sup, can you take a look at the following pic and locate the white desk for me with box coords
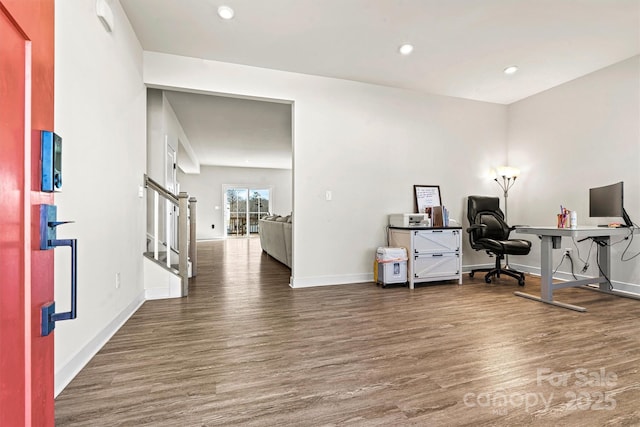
[514,226,638,312]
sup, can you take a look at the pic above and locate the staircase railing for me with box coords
[144,174,197,296]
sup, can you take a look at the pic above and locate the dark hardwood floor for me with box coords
[55,239,640,426]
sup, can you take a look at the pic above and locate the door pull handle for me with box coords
[40,204,78,336]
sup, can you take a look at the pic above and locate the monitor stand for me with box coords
[622,208,634,227]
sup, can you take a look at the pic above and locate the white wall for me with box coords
[146,89,195,244]
[147,89,194,185]
[146,88,164,183]
[178,166,293,240]
[53,0,146,394]
[144,53,509,286]
[508,56,640,293]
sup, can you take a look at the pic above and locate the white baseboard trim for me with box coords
[501,262,640,296]
[610,281,640,295]
[145,287,182,300]
[290,273,374,288]
[461,263,493,272]
[290,264,640,295]
[54,291,145,397]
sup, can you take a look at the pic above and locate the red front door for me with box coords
[0,1,55,425]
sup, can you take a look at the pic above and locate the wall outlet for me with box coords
[115,272,121,289]
[564,248,572,256]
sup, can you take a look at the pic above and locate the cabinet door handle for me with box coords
[432,253,443,257]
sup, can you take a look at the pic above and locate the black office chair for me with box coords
[466,195,532,286]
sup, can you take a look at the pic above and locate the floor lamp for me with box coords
[494,166,520,268]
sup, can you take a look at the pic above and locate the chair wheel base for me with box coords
[470,265,527,287]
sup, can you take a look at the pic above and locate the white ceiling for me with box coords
[164,91,292,170]
[120,0,640,169]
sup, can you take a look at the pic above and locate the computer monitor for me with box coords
[589,181,633,227]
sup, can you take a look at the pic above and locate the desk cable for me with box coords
[595,244,613,291]
[569,225,639,290]
[581,224,640,263]
[573,236,614,290]
[571,236,595,273]
[553,251,579,281]
[621,223,640,262]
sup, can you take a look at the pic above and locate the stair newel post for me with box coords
[178,192,189,296]
[189,197,197,278]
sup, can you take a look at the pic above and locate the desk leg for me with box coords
[540,235,554,301]
[514,235,586,312]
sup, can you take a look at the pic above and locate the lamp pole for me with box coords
[494,175,517,223]
[494,167,519,268]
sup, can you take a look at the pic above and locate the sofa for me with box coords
[258,215,292,268]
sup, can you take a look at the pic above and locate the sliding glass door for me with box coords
[248,189,270,234]
[225,188,248,237]
[224,187,270,237]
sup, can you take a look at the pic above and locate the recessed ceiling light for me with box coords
[398,44,414,55]
[217,5,235,20]
[504,65,519,75]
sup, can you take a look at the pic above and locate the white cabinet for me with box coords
[388,227,462,289]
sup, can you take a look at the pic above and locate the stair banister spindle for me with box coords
[165,198,171,268]
[154,190,159,261]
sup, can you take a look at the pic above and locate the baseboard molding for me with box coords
[145,286,182,300]
[290,263,639,295]
[504,262,640,296]
[54,291,145,397]
[461,263,493,272]
[610,281,640,295]
[290,273,374,288]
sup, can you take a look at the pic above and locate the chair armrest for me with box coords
[466,224,486,233]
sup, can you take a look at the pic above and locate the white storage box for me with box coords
[375,247,408,286]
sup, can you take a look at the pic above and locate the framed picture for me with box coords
[414,185,441,213]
